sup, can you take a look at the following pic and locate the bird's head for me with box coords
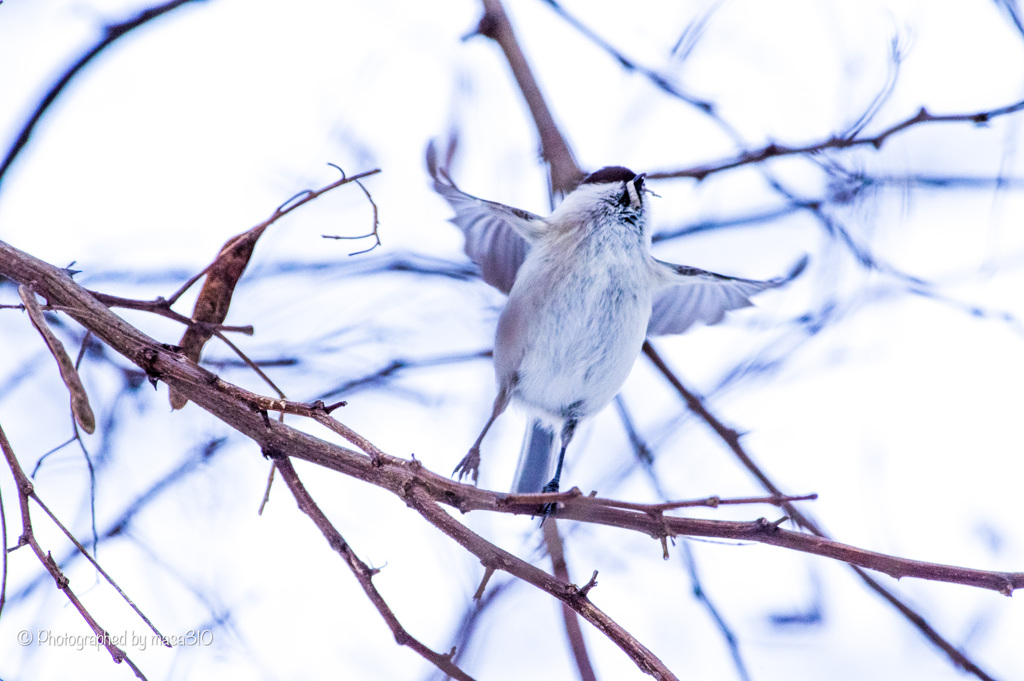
[551,166,649,237]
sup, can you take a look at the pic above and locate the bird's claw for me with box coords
[539,480,560,525]
[452,447,481,484]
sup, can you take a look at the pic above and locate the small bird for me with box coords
[428,143,805,506]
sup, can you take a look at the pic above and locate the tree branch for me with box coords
[647,100,1024,182]
[273,456,475,681]
[543,521,598,681]
[641,340,1003,681]
[0,422,149,679]
[0,0,202,193]
[474,0,583,195]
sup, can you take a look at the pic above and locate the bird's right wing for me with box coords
[427,141,542,295]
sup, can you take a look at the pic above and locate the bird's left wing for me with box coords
[647,255,807,336]
[427,141,541,294]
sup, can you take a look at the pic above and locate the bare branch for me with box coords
[321,170,382,255]
[641,341,1003,681]
[163,167,381,306]
[473,0,583,195]
[273,456,476,681]
[0,422,149,679]
[29,487,169,646]
[648,99,1024,181]
[593,492,818,513]
[0,0,202,193]
[543,521,597,681]
[1,471,7,617]
[539,0,714,113]
[0,238,670,679]
[402,485,679,680]
[83,293,255,334]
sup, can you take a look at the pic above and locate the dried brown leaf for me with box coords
[18,285,96,433]
[170,226,265,409]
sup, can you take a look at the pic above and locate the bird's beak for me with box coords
[630,174,647,207]
[633,174,646,198]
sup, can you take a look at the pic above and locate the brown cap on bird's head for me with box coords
[581,166,637,185]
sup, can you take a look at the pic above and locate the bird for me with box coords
[427,142,805,508]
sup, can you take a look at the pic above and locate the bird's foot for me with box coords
[452,447,481,484]
[539,480,560,525]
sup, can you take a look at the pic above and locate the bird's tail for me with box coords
[511,419,556,493]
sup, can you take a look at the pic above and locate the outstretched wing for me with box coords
[647,255,807,336]
[427,141,542,294]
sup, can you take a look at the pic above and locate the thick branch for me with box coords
[475,0,583,194]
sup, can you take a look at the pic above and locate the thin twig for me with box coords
[30,436,76,477]
[403,484,679,680]
[211,329,286,399]
[616,395,751,680]
[641,340,1002,681]
[543,520,598,681]
[427,576,516,681]
[72,422,101,555]
[539,0,713,112]
[86,293,255,335]
[257,461,276,516]
[842,36,906,140]
[319,349,491,401]
[592,492,817,513]
[322,175,382,256]
[0,422,149,679]
[163,167,380,305]
[30,492,169,645]
[0,477,7,617]
[272,456,477,681]
[679,541,750,681]
[0,0,200,192]
[647,99,1024,182]
[994,0,1024,39]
